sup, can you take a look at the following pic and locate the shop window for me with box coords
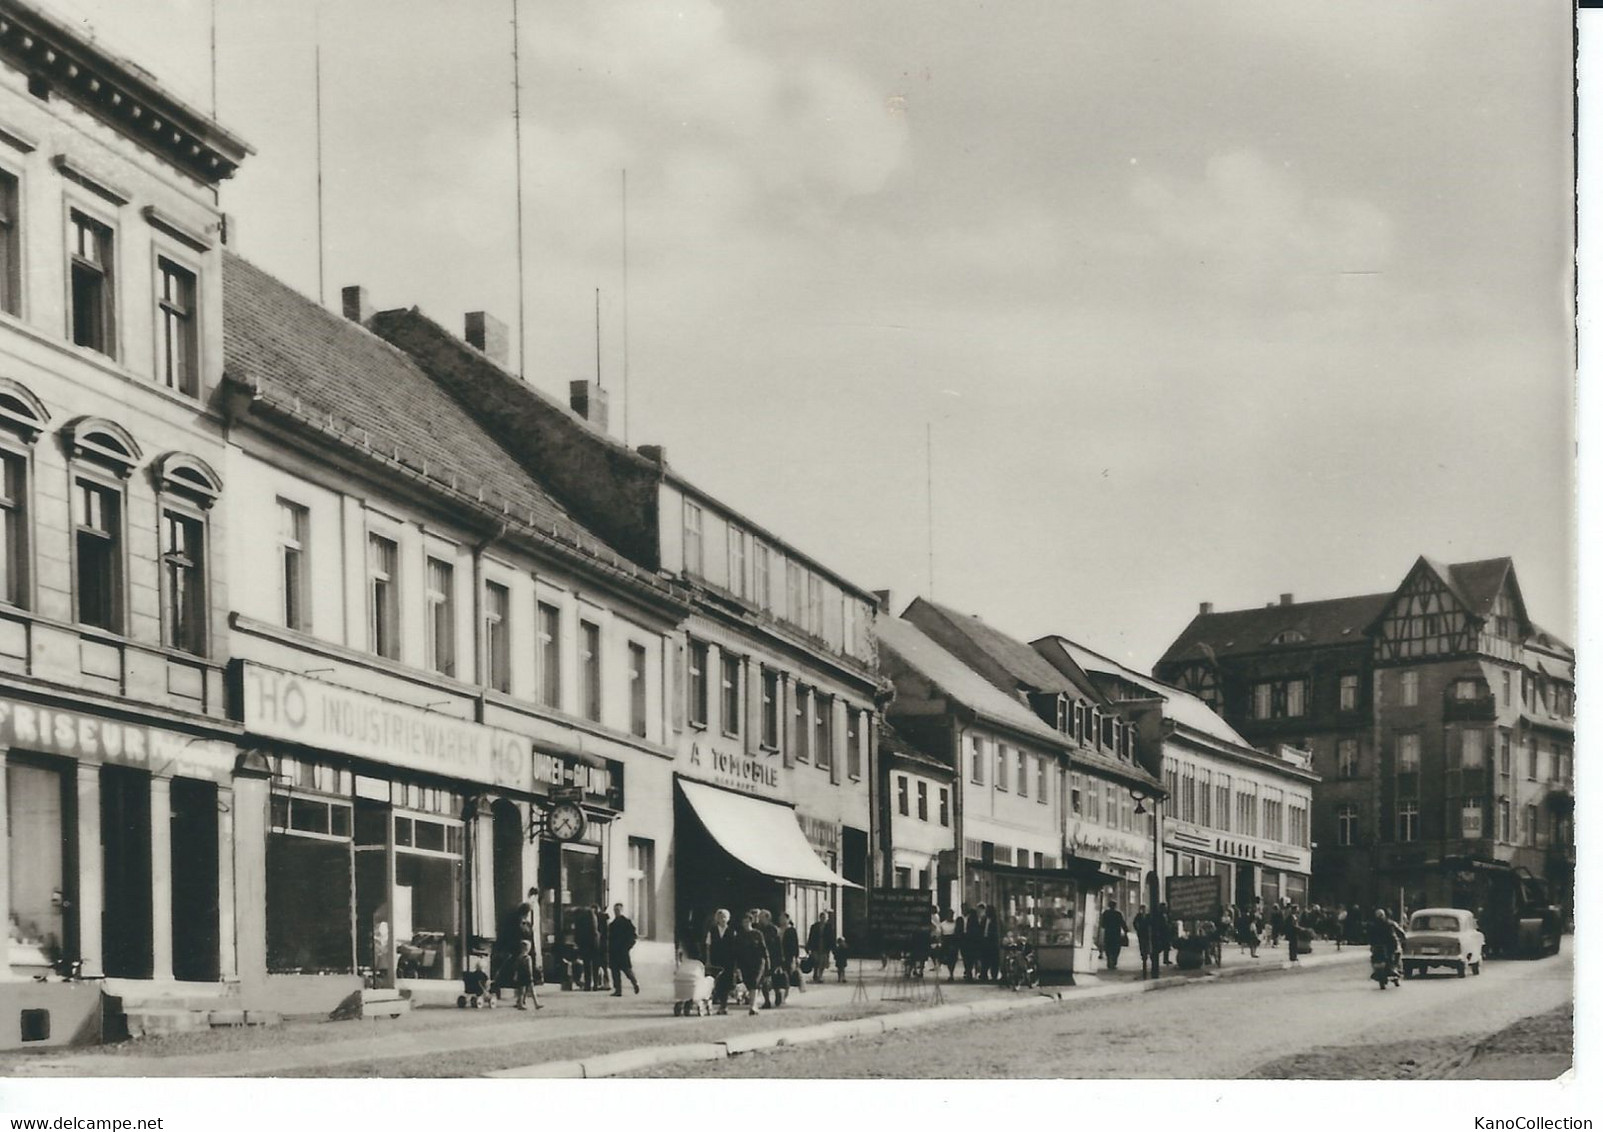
[278,500,310,632]
[537,602,561,708]
[687,640,709,728]
[628,641,648,738]
[73,477,123,632]
[760,668,779,749]
[69,210,115,356]
[627,837,655,940]
[367,532,399,660]
[8,758,68,974]
[0,169,16,316]
[484,581,510,692]
[160,508,206,654]
[580,619,601,722]
[916,780,928,821]
[720,652,741,736]
[156,257,199,396]
[896,775,909,817]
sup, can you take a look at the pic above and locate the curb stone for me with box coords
[579,1044,726,1078]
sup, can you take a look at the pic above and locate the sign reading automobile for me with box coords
[243,663,529,791]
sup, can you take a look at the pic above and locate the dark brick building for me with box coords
[1155,557,1574,922]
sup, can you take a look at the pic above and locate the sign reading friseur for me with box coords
[242,662,529,791]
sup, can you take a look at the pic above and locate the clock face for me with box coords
[548,803,586,842]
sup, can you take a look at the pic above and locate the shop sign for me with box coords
[867,887,935,948]
[0,698,234,782]
[800,814,838,858]
[242,663,529,792]
[1165,873,1225,921]
[532,751,624,810]
[684,740,782,799]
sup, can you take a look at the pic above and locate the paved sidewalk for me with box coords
[0,947,1365,1078]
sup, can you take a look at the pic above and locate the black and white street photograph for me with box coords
[0,0,1585,1119]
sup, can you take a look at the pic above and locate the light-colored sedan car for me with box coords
[1402,908,1485,979]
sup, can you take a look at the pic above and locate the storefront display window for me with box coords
[7,757,69,974]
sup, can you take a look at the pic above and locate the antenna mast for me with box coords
[595,288,602,387]
[314,3,326,305]
[621,169,630,444]
[511,0,528,377]
[926,422,936,599]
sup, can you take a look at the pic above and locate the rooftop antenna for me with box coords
[209,0,218,116]
[621,169,630,444]
[314,2,327,305]
[511,0,528,377]
[926,421,936,599]
[594,287,602,387]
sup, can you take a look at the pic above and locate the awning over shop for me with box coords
[677,780,861,889]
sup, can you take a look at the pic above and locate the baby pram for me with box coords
[672,958,716,1017]
[458,938,495,1008]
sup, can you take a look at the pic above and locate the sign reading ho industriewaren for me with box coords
[241,662,530,792]
[1165,874,1225,921]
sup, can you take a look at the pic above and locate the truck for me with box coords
[1439,855,1562,959]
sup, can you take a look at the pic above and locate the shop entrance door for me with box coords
[1236,863,1256,908]
[492,800,524,925]
[7,757,72,974]
[100,765,153,978]
[169,778,220,982]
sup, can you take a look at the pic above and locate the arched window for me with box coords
[153,453,222,509]
[153,454,221,656]
[0,377,49,441]
[62,416,141,477]
[63,417,142,634]
[0,378,42,608]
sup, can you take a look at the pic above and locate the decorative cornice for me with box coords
[142,204,211,251]
[0,0,252,185]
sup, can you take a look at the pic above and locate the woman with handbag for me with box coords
[778,912,804,994]
[1098,901,1129,971]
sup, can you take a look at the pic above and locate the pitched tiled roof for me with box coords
[877,617,1069,749]
[902,598,1098,699]
[1157,592,1390,667]
[222,254,669,591]
[879,720,953,775]
[1444,557,1516,619]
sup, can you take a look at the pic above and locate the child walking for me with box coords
[511,940,544,1011]
[832,935,850,983]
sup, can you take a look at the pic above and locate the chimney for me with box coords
[341,285,372,324]
[872,589,893,613]
[1280,593,1295,606]
[464,311,509,367]
[637,444,666,465]
[1199,601,1214,616]
[569,380,610,433]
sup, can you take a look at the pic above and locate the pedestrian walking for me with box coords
[756,909,786,1007]
[1334,904,1348,951]
[734,911,769,1016]
[1098,901,1128,970]
[509,940,543,1011]
[594,904,612,992]
[607,902,640,996]
[1133,905,1152,975]
[1153,902,1173,966]
[979,903,1002,982]
[569,903,601,990]
[832,934,850,982]
[1286,903,1301,963]
[1269,903,1284,948]
[938,907,960,981]
[705,908,737,1014]
[779,912,804,994]
[1234,906,1259,958]
[959,903,981,981]
[805,911,835,983]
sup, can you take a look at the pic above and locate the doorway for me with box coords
[492,799,524,928]
[169,778,220,982]
[101,765,152,978]
[1235,863,1257,908]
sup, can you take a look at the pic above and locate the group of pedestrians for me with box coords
[704,908,845,1016]
[561,901,641,995]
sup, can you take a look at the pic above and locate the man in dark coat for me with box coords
[778,912,803,995]
[805,911,836,983]
[1132,904,1151,976]
[569,903,600,990]
[1286,903,1301,963]
[704,908,737,1014]
[1098,901,1128,970]
[756,910,786,1007]
[1269,903,1285,947]
[979,903,1002,982]
[607,902,640,995]
[959,903,981,981]
[1153,903,1173,966]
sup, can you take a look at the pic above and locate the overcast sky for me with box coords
[54,0,1575,669]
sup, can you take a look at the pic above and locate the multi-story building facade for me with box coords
[1033,636,1316,911]
[0,0,251,1042]
[1155,556,1574,921]
[365,307,881,953]
[220,260,690,1007]
[877,717,958,898]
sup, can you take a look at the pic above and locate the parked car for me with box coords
[1402,908,1485,979]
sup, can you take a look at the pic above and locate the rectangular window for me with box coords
[74,479,121,632]
[1398,800,1420,843]
[1337,739,1359,778]
[1525,741,1537,780]
[1497,798,1512,842]
[278,500,309,632]
[1523,804,1539,846]
[1036,757,1047,804]
[1253,683,1272,720]
[1501,671,1512,706]
[537,602,561,708]
[628,641,648,738]
[916,780,928,821]
[157,257,199,396]
[753,543,771,610]
[0,450,26,607]
[161,509,205,654]
[806,574,824,637]
[995,744,1008,792]
[727,527,746,599]
[1337,804,1357,846]
[760,669,779,749]
[846,708,861,779]
[786,562,804,625]
[794,686,811,761]
[720,652,741,736]
[483,581,510,692]
[938,787,950,827]
[682,501,703,576]
[1401,671,1419,707]
[1461,799,1484,839]
[367,533,399,659]
[580,620,601,722]
[896,775,909,817]
[969,736,983,784]
[1396,733,1421,775]
[626,837,655,940]
[70,211,114,355]
[425,557,456,677]
[687,641,709,727]
[1460,729,1485,769]
[0,170,16,315]
[1217,776,1231,831]
[1339,673,1358,712]
[1285,679,1306,717]
[813,694,832,769]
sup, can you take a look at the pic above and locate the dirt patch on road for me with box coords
[1247,1003,1572,1080]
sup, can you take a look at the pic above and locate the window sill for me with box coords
[687,720,708,732]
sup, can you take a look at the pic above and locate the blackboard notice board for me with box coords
[867,887,934,947]
[1165,874,1224,920]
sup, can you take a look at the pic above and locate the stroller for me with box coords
[459,938,495,1008]
[672,958,716,1017]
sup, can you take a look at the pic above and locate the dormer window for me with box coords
[1271,629,1306,645]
